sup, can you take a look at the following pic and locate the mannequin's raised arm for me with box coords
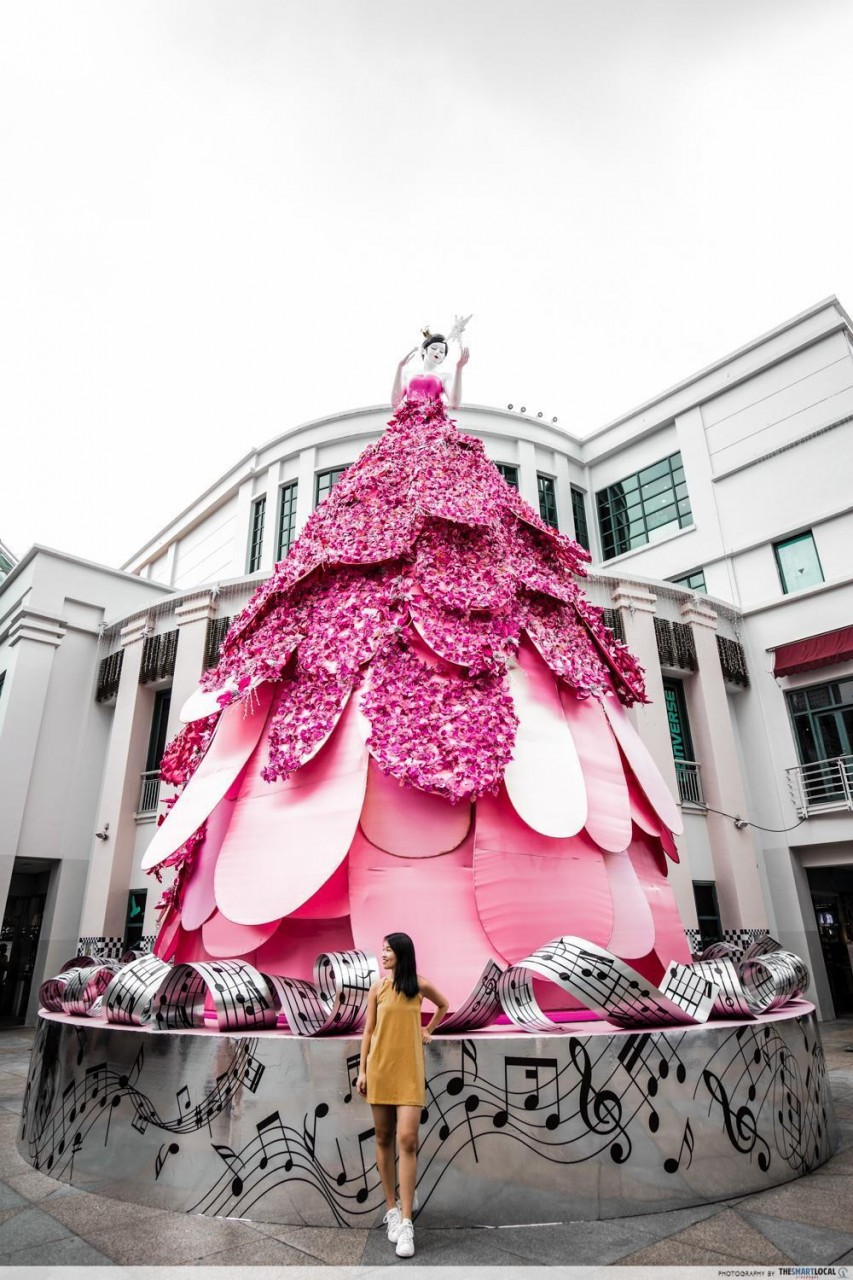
[448,346,470,409]
[392,348,418,406]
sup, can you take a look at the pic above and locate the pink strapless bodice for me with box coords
[406,374,444,400]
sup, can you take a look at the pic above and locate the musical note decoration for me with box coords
[39,936,810,1036]
[691,936,810,1020]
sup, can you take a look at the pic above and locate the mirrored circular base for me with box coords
[17,1003,837,1226]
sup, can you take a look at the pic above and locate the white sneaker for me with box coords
[396,1219,414,1258]
[383,1206,402,1242]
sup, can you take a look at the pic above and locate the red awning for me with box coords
[773,625,853,678]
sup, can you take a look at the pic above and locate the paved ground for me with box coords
[0,1020,852,1267]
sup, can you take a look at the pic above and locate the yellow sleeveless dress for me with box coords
[367,978,425,1106]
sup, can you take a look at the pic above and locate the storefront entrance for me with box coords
[807,864,853,1016]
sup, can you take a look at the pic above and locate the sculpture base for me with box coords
[18,1003,837,1226]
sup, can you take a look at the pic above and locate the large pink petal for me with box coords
[602,850,656,959]
[473,792,613,961]
[628,828,692,966]
[214,697,368,924]
[504,642,586,838]
[601,694,683,835]
[627,772,661,837]
[560,689,632,852]
[290,859,350,919]
[201,911,280,959]
[360,760,472,857]
[256,918,355,983]
[180,790,238,931]
[142,685,275,872]
[348,828,498,1011]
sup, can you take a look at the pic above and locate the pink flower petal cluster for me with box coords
[162,388,648,811]
[362,637,517,801]
[523,594,610,695]
[159,714,220,787]
[262,667,357,783]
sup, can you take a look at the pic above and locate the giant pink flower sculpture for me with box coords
[144,384,688,1012]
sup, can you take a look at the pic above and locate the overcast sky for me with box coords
[2,1,852,569]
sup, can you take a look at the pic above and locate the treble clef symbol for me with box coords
[569,1038,631,1164]
[702,1068,770,1171]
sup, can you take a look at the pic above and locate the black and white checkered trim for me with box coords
[77,935,124,961]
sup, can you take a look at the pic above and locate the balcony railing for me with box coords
[674,759,705,807]
[786,755,853,817]
[137,770,161,817]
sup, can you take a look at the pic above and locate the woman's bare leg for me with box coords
[371,1104,397,1210]
[395,1105,421,1220]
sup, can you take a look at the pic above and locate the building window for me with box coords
[670,568,706,593]
[276,481,298,561]
[664,678,704,806]
[124,889,147,952]
[787,678,853,766]
[693,881,722,948]
[570,487,590,551]
[315,466,349,507]
[537,474,558,529]
[596,451,692,560]
[204,616,232,670]
[496,463,519,489]
[774,531,823,595]
[248,495,266,573]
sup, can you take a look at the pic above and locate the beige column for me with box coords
[611,584,698,926]
[679,598,767,930]
[139,592,219,940]
[78,615,154,940]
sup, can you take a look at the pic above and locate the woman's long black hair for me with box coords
[385,932,419,998]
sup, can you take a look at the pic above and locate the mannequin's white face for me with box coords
[423,342,447,368]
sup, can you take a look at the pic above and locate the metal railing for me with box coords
[674,759,705,807]
[137,771,161,816]
[786,755,853,817]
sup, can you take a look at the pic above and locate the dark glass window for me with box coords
[774,531,823,594]
[596,451,692,560]
[537,474,558,529]
[787,678,853,766]
[663,678,694,761]
[693,881,722,948]
[670,568,707,593]
[0,671,5,701]
[315,466,349,506]
[146,689,172,772]
[496,463,519,489]
[276,481,298,561]
[248,495,266,573]
[570,487,590,551]
[124,889,148,951]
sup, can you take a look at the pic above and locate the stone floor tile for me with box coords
[471,1220,652,1266]
[252,1223,369,1265]
[40,1188,172,1233]
[82,1212,264,1266]
[616,1200,728,1240]
[360,1225,529,1267]
[738,1172,853,1231]
[0,1183,27,1211]
[0,1204,72,1254]
[661,1207,790,1263]
[187,1232,313,1266]
[739,1209,853,1264]
[1,1233,114,1265]
[618,1237,753,1266]
[3,1168,82,1203]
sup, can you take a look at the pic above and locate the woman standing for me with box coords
[357,933,448,1258]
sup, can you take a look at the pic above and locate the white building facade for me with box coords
[2,298,851,1023]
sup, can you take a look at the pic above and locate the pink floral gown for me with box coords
[144,374,689,1012]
